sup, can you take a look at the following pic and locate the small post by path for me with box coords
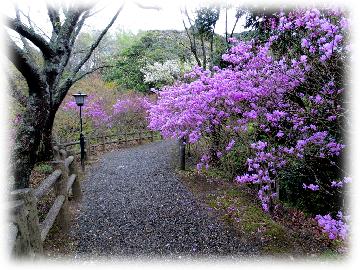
[179,137,186,170]
[139,131,142,144]
[124,131,128,146]
[102,134,106,152]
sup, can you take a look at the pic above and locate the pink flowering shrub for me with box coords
[148,8,350,240]
[62,94,111,128]
[112,94,153,132]
[57,89,153,141]
[315,211,350,240]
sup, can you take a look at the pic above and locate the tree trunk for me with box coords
[200,35,207,69]
[209,128,220,165]
[7,5,121,190]
[12,92,50,189]
[37,110,57,162]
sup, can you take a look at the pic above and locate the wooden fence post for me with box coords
[118,132,122,145]
[102,134,106,151]
[10,200,31,257]
[59,149,67,160]
[179,137,186,170]
[54,156,70,232]
[68,157,82,201]
[11,189,43,255]
[138,131,142,144]
[53,146,61,160]
[67,149,75,157]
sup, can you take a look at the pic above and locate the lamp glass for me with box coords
[73,92,87,106]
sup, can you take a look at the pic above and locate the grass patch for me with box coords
[179,169,347,257]
[201,167,230,180]
[34,163,54,174]
[205,187,293,254]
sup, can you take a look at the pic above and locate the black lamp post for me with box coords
[72,92,87,170]
[179,137,186,170]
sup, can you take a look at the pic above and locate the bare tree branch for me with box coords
[87,6,106,17]
[71,6,123,76]
[47,5,61,36]
[181,8,202,67]
[53,9,90,85]
[14,6,36,63]
[72,65,114,83]
[4,31,43,93]
[17,8,52,40]
[56,8,86,47]
[69,10,90,46]
[230,9,245,38]
[230,16,240,38]
[225,8,228,43]
[58,6,122,100]
[5,15,54,57]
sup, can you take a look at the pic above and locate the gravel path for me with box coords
[71,140,258,260]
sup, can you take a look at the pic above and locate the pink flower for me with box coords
[225,139,236,151]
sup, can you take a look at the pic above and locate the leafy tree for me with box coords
[104,30,193,92]
[182,6,223,69]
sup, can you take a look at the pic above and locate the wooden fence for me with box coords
[9,129,160,257]
[9,147,81,258]
[56,129,160,157]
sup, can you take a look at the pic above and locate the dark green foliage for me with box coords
[211,35,228,67]
[103,30,193,92]
[34,163,53,174]
[194,7,220,37]
[278,157,343,216]
[243,8,279,42]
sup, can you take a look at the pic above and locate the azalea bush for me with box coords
[112,93,153,132]
[148,8,350,241]
[54,76,153,142]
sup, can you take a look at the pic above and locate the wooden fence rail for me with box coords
[9,146,81,258]
[9,129,160,257]
[56,129,160,157]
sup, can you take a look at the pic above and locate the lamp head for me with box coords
[72,92,87,106]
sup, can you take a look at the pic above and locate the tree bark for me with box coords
[200,35,207,69]
[37,111,57,161]
[12,90,50,189]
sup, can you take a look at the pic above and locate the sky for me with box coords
[83,0,245,34]
[3,0,246,40]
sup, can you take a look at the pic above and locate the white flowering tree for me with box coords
[141,59,193,89]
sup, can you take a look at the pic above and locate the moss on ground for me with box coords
[204,186,293,255]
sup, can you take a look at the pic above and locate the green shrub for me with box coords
[35,163,53,174]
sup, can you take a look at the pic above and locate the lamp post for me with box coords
[72,92,87,170]
[179,137,186,170]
